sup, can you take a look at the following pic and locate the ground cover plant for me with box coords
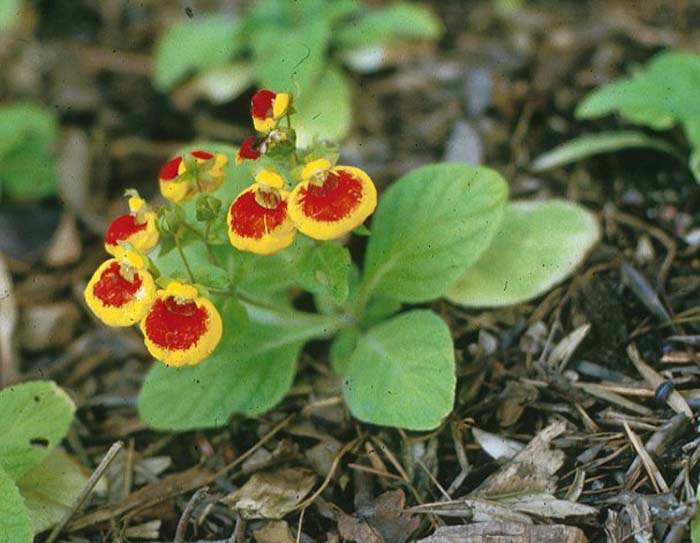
[82,89,598,432]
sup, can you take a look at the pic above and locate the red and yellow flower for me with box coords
[251,89,290,133]
[104,194,159,257]
[227,168,296,255]
[84,251,156,327]
[140,282,223,367]
[288,159,377,240]
[236,136,262,165]
[159,150,228,203]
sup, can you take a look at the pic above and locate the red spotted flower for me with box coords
[236,136,262,165]
[251,89,290,133]
[288,159,377,240]
[159,150,228,203]
[84,251,156,327]
[140,282,223,367]
[227,168,296,255]
[104,193,159,257]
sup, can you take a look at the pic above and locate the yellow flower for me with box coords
[288,159,377,240]
[104,194,159,257]
[140,282,223,367]
[84,251,155,327]
[159,150,229,203]
[251,89,291,133]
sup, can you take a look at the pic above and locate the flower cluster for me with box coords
[84,88,377,367]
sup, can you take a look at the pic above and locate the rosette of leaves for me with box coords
[138,144,599,433]
[153,0,443,146]
[0,381,91,541]
[532,50,700,182]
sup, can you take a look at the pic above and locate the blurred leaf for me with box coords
[294,241,351,304]
[138,300,338,430]
[17,449,89,534]
[154,15,244,90]
[334,3,442,50]
[0,381,75,479]
[0,466,32,543]
[0,103,58,202]
[446,200,599,307]
[361,164,508,303]
[173,61,254,108]
[0,0,21,30]
[343,310,455,430]
[250,9,330,94]
[531,131,685,172]
[293,67,352,147]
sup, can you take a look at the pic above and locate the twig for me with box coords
[174,487,209,543]
[296,507,306,543]
[46,441,124,543]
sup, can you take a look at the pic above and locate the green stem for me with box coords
[174,232,196,283]
[203,221,220,266]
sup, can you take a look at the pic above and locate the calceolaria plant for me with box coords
[85,88,599,432]
[0,381,93,541]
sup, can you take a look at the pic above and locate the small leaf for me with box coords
[17,449,89,534]
[295,241,351,304]
[153,15,244,90]
[138,301,338,430]
[334,3,443,49]
[343,310,455,430]
[531,131,685,172]
[0,381,75,479]
[352,224,371,237]
[361,163,508,303]
[0,466,32,543]
[446,200,599,307]
[293,66,352,147]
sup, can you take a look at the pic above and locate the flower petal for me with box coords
[227,184,296,255]
[236,136,262,165]
[140,286,223,367]
[288,166,377,240]
[85,259,155,327]
[251,89,289,133]
[104,213,159,256]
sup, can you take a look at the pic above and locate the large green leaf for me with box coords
[0,0,20,31]
[361,164,508,304]
[153,15,244,90]
[343,310,455,430]
[292,66,352,147]
[138,301,342,430]
[17,449,89,535]
[294,241,351,304]
[0,381,75,479]
[334,3,443,49]
[0,103,58,202]
[446,200,599,307]
[0,466,32,543]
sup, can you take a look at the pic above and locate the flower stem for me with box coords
[174,232,196,283]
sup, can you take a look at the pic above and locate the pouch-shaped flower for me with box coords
[251,89,290,133]
[236,135,262,165]
[104,196,159,257]
[159,150,228,202]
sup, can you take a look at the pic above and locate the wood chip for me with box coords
[413,523,588,543]
[623,422,669,494]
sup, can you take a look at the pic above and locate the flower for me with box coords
[288,159,377,240]
[236,136,262,165]
[227,169,296,255]
[104,194,159,257]
[159,150,228,203]
[140,282,223,367]
[84,251,156,327]
[251,89,290,133]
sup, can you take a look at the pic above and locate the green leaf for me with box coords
[531,131,685,172]
[153,15,244,90]
[0,381,75,479]
[295,241,351,304]
[192,265,230,290]
[361,163,508,304]
[446,200,599,307]
[0,103,58,202]
[576,51,700,181]
[0,0,21,30]
[293,66,352,147]
[138,301,341,430]
[17,449,89,535]
[343,310,455,430]
[329,327,360,375]
[179,61,254,106]
[334,3,443,50]
[0,466,32,543]
[250,10,330,94]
